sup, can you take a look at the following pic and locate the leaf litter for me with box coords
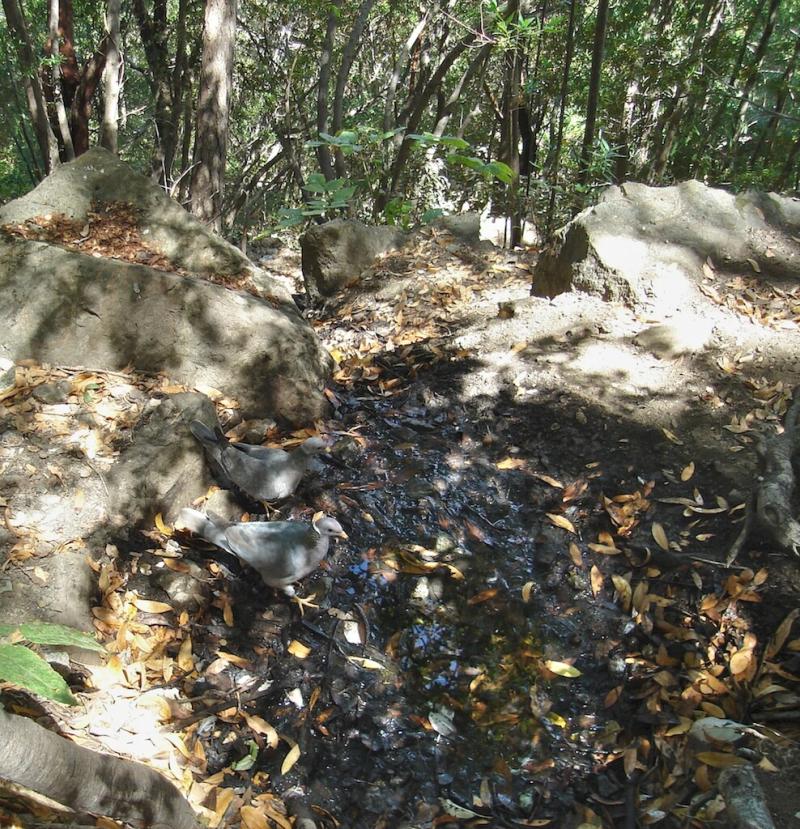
[1,224,799,828]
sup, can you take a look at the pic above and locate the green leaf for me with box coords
[0,622,104,652]
[438,135,470,150]
[421,208,445,224]
[447,154,484,171]
[482,161,514,183]
[302,173,328,194]
[0,643,78,704]
[544,659,582,678]
[231,739,259,771]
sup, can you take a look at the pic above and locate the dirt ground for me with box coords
[2,226,800,829]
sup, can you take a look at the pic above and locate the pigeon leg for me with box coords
[260,501,282,519]
[281,585,319,616]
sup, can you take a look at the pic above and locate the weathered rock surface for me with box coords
[0,147,261,283]
[300,218,407,299]
[532,180,800,308]
[105,392,217,525]
[0,149,332,424]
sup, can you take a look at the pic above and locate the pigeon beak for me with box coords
[335,530,349,540]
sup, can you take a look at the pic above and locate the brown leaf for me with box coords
[766,608,799,658]
[568,543,583,567]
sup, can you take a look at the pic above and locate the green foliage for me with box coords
[0,622,103,705]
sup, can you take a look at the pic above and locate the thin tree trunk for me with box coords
[729,0,781,169]
[2,0,60,173]
[190,0,237,230]
[751,34,800,163]
[544,0,578,235]
[331,0,376,178]
[99,0,122,154]
[500,0,522,248]
[578,0,610,185]
[647,0,723,182]
[383,12,429,132]
[47,0,75,160]
[316,0,342,181]
[133,0,178,185]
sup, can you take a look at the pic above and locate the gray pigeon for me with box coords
[189,420,327,501]
[176,508,347,605]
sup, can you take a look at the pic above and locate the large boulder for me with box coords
[532,180,800,308]
[0,149,332,424]
[301,218,406,299]
[0,147,257,281]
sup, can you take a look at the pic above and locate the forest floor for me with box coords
[2,224,800,829]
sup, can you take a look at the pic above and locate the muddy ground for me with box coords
[2,228,800,829]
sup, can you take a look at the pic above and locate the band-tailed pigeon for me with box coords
[176,508,347,608]
[189,420,327,501]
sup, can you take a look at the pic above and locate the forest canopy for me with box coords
[1,0,798,241]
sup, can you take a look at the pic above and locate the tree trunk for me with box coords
[750,34,800,164]
[578,0,610,186]
[47,0,75,160]
[544,0,578,235]
[331,0,376,178]
[2,0,60,173]
[728,0,781,170]
[316,0,342,181]
[647,0,723,182]
[99,0,122,154]
[382,12,429,133]
[500,0,522,248]
[133,0,178,185]
[190,0,237,230]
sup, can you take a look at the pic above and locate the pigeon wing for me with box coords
[223,522,318,587]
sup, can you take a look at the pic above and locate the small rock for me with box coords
[32,380,72,404]
[634,317,713,359]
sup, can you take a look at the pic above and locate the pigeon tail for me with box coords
[176,508,234,554]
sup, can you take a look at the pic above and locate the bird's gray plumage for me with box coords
[176,508,347,595]
[189,420,327,501]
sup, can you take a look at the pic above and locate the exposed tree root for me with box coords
[727,388,800,563]
[0,706,199,829]
[718,765,776,829]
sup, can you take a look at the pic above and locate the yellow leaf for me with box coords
[533,473,563,488]
[544,660,582,678]
[288,640,311,659]
[568,543,583,567]
[611,575,632,612]
[240,805,270,829]
[681,461,695,481]
[729,647,755,677]
[547,513,576,534]
[243,714,279,748]
[695,752,747,768]
[588,543,621,555]
[497,456,526,470]
[661,428,683,445]
[213,787,236,822]
[590,565,603,597]
[346,656,386,670]
[546,712,567,728]
[521,581,535,603]
[651,522,669,551]
[132,598,173,614]
[154,512,172,537]
[280,742,301,775]
[177,635,194,672]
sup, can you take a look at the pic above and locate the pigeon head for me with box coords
[312,512,348,539]
[298,436,328,456]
